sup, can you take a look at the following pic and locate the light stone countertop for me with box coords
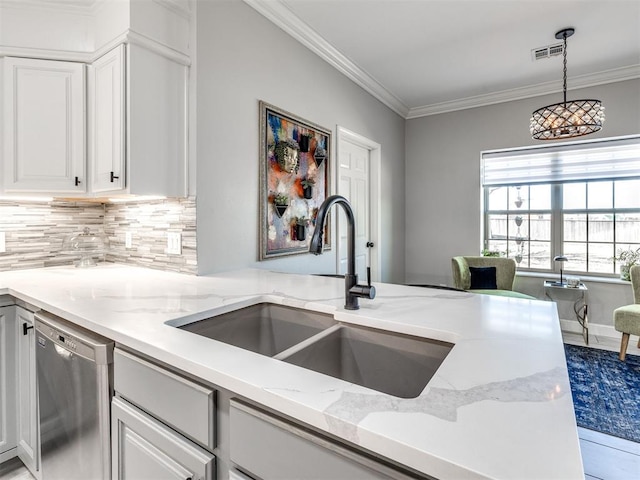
[0,264,584,479]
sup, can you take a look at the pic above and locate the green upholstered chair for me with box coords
[451,256,535,299]
[613,265,640,361]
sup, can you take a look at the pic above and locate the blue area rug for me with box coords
[564,344,640,443]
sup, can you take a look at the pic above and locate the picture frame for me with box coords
[259,101,331,260]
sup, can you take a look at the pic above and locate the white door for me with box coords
[0,306,17,460]
[89,44,125,193]
[16,307,39,476]
[337,128,381,282]
[3,57,85,193]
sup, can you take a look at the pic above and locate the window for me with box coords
[482,136,640,277]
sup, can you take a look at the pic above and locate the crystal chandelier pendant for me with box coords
[530,28,605,140]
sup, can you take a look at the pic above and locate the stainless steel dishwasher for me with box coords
[35,311,114,480]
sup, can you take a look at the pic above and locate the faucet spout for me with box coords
[309,195,376,310]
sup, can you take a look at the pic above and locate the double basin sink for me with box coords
[173,303,452,399]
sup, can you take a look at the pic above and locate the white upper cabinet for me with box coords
[0,0,191,198]
[127,44,187,197]
[89,43,188,197]
[3,57,85,194]
[88,44,125,193]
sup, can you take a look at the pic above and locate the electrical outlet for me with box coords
[125,231,132,249]
[0,232,5,253]
[167,232,182,255]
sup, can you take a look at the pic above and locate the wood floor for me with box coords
[2,332,638,480]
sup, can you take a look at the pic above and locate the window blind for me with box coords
[481,135,640,186]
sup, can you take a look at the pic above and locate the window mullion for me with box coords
[552,184,563,270]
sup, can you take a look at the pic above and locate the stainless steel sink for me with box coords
[178,303,337,357]
[175,303,452,398]
[280,324,453,398]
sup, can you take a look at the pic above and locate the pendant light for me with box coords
[530,28,605,140]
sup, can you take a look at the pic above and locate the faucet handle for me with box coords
[350,268,376,301]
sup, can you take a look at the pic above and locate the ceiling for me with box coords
[245,0,640,118]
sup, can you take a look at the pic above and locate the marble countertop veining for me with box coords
[0,264,584,479]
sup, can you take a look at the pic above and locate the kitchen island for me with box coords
[0,264,583,479]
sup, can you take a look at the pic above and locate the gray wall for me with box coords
[405,78,640,326]
[195,0,406,282]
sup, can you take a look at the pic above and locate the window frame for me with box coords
[481,136,640,279]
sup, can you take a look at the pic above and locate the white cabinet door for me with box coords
[3,57,85,193]
[15,306,39,477]
[89,44,125,193]
[0,306,17,461]
[112,397,215,480]
[89,43,188,197]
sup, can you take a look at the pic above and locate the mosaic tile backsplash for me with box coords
[0,197,196,274]
[104,198,196,274]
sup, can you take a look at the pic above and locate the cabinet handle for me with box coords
[75,176,81,186]
[110,171,120,183]
[23,323,34,336]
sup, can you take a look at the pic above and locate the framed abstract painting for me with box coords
[259,101,331,259]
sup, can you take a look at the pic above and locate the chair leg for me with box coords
[619,332,630,361]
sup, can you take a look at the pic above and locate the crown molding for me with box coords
[0,0,191,18]
[0,29,191,66]
[0,45,92,62]
[153,0,191,20]
[242,0,409,118]
[407,64,640,119]
[120,30,191,66]
[242,1,640,121]
[0,0,101,15]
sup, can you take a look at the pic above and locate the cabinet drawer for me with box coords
[112,397,215,480]
[114,349,215,450]
[229,400,417,480]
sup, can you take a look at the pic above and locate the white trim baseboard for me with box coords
[560,318,619,339]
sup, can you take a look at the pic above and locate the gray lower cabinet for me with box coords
[114,349,215,451]
[112,397,215,480]
[229,400,418,480]
[228,470,253,480]
[15,306,40,478]
[0,304,17,462]
[112,348,216,480]
[113,348,424,480]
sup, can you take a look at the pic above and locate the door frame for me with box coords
[336,126,382,282]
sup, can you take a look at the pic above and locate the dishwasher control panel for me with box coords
[55,333,78,351]
[37,322,90,358]
[35,312,114,364]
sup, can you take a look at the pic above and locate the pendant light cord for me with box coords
[562,32,568,106]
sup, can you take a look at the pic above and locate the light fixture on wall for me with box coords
[530,28,605,140]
